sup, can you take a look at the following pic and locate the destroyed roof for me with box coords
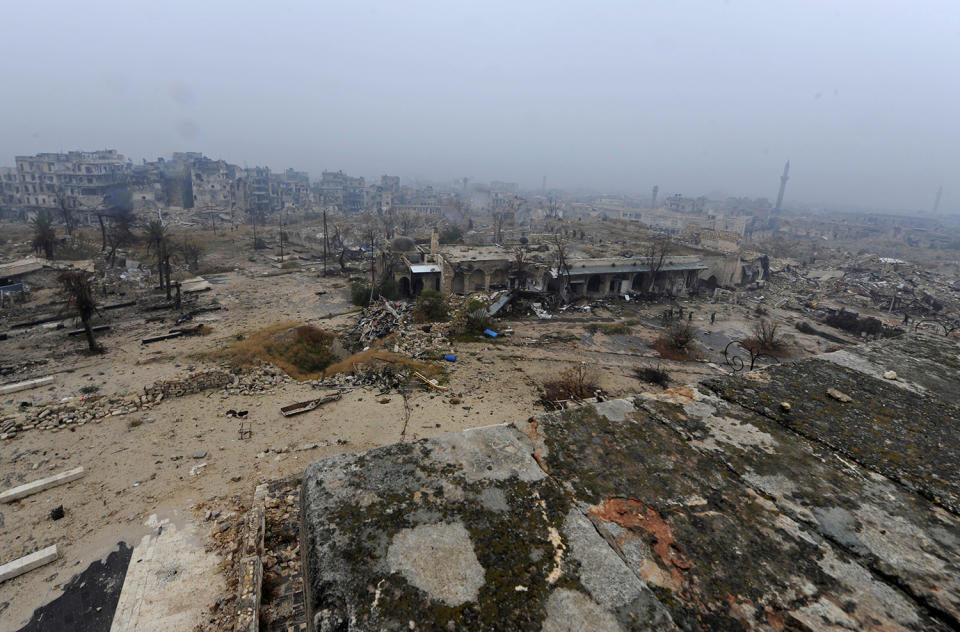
[299,332,960,630]
[552,256,708,277]
[440,246,514,262]
[0,257,45,279]
[408,264,442,274]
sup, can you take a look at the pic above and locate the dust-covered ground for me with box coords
[0,222,842,630]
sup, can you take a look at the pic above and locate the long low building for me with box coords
[381,239,707,299]
[556,256,708,298]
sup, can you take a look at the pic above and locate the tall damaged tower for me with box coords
[933,186,943,214]
[651,185,659,208]
[774,160,790,213]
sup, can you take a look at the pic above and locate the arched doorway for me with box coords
[452,272,465,294]
[468,269,485,291]
[399,277,411,297]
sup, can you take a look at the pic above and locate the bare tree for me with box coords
[552,231,572,297]
[55,189,78,236]
[182,240,203,270]
[333,223,352,273]
[546,196,561,219]
[105,208,136,266]
[31,213,56,259]
[59,270,101,352]
[645,232,671,294]
[144,220,169,291]
[513,246,528,290]
[397,210,419,236]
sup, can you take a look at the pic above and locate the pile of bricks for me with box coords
[143,370,237,399]
[5,394,157,437]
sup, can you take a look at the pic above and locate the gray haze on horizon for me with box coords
[0,0,957,212]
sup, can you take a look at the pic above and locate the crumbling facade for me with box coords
[9,150,129,210]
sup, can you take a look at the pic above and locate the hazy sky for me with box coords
[1,1,957,211]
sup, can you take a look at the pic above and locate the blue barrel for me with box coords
[483,329,499,338]
[444,354,457,362]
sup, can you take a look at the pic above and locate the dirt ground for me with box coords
[0,226,840,630]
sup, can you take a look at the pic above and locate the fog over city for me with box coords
[1,0,957,210]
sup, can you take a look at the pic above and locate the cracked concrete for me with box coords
[298,333,960,631]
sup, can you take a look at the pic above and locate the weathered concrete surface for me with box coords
[301,423,675,631]
[109,514,223,632]
[300,334,959,631]
[642,388,960,625]
[707,334,960,515]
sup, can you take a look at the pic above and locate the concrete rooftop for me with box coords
[299,333,960,631]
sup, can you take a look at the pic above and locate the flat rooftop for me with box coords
[299,332,960,630]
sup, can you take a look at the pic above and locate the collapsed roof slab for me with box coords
[300,382,957,629]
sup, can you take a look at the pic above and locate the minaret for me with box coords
[774,160,790,213]
[933,186,943,214]
[651,185,659,208]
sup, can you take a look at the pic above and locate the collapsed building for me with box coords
[379,236,708,299]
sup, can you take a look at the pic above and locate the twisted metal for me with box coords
[913,319,957,336]
[723,340,780,373]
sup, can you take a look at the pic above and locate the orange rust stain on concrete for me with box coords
[589,498,692,586]
[664,386,696,402]
[521,417,549,473]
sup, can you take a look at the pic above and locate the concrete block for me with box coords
[0,545,58,583]
[0,467,85,503]
[0,376,54,395]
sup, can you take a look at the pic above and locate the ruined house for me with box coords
[557,256,707,298]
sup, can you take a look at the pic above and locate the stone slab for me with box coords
[0,466,85,503]
[0,376,54,395]
[0,545,58,583]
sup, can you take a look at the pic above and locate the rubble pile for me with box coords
[391,325,452,358]
[2,394,162,437]
[218,365,294,396]
[143,369,237,398]
[354,299,413,344]
[315,364,410,393]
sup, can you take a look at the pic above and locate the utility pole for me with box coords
[279,191,285,260]
[322,205,329,276]
[774,160,790,213]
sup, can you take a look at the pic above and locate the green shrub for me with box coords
[414,289,449,322]
[351,278,401,306]
[439,226,463,244]
[586,323,631,335]
[350,280,370,306]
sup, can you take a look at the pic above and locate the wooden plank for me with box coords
[0,375,54,395]
[0,545,58,583]
[413,371,449,392]
[0,467,85,503]
[67,325,110,337]
[141,331,183,345]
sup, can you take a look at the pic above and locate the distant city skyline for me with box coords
[1,1,956,213]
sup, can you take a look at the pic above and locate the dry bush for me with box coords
[207,322,339,380]
[652,322,699,361]
[635,364,670,387]
[541,363,600,404]
[743,319,788,356]
[322,348,442,379]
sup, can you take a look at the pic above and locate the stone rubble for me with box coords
[0,365,297,440]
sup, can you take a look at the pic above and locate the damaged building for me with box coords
[379,237,707,299]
